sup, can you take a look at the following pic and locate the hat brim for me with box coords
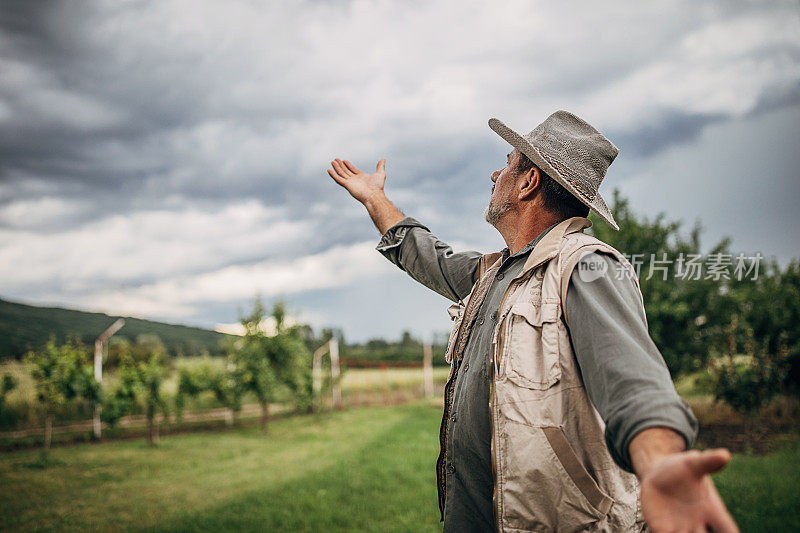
[488,118,619,231]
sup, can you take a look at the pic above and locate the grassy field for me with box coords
[1,400,798,532]
[713,442,800,531]
[0,401,444,532]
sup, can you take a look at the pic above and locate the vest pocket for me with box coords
[541,426,614,517]
[503,301,561,389]
[500,422,612,531]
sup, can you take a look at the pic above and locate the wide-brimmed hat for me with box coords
[488,110,619,230]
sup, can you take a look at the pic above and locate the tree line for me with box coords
[1,192,797,453]
[590,192,799,421]
[1,301,313,460]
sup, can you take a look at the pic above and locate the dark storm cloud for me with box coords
[0,1,315,224]
[1,0,798,226]
[612,112,727,158]
[0,0,798,334]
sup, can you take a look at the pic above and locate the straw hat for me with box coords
[489,110,619,230]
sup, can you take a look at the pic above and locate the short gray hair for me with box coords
[514,151,589,219]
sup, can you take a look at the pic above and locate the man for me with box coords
[327,111,738,532]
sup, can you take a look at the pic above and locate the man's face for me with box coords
[484,150,521,227]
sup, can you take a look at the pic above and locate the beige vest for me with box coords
[441,217,645,532]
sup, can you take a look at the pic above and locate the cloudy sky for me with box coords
[1,0,799,342]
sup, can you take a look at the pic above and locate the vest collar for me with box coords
[520,216,592,275]
[484,217,592,282]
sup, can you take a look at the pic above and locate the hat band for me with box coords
[538,150,598,202]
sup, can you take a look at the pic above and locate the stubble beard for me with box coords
[484,193,512,227]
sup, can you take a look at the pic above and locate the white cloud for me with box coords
[0,200,311,293]
[0,196,84,229]
[66,241,393,319]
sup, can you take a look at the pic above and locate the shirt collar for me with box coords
[500,222,560,262]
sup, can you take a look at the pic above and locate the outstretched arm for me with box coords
[565,252,738,532]
[327,158,404,234]
[327,157,482,302]
[631,428,739,532]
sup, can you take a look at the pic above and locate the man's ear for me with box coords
[518,166,541,200]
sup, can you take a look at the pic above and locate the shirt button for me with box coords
[491,311,498,321]
[463,362,469,371]
[448,463,455,473]
[496,273,504,280]
[451,416,457,423]
[477,316,485,326]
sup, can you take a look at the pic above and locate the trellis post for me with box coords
[93,318,125,438]
[312,338,342,412]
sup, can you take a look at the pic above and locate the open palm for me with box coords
[327,158,387,204]
[641,449,739,532]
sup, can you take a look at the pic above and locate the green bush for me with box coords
[712,354,785,416]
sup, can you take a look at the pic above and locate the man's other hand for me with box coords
[328,158,387,205]
[640,448,739,533]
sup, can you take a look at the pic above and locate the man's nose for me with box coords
[490,170,500,182]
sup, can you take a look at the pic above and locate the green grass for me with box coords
[0,401,444,532]
[1,400,797,532]
[713,443,800,531]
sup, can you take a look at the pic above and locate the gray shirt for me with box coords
[377,217,697,532]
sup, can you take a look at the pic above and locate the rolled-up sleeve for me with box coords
[566,252,698,473]
[376,217,482,303]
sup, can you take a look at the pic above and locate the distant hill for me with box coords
[0,297,228,360]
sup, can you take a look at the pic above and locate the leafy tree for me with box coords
[102,348,170,446]
[705,259,800,427]
[712,353,784,418]
[229,300,312,433]
[301,326,339,356]
[101,356,140,428]
[589,191,733,376]
[346,333,448,366]
[134,334,168,360]
[176,360,244,426]
[590,193,799,420]
[400,330,417,348]
[0,373,16,409]
[233,299,277,433]
[105,335,169,369]
[728,260,800,399]
[365,338,389,350]
[105,337,133,369]
[175,365,205,423]
[211,366,246,426]
[269,318,314,414]
[711,342,785,448]
[0,373,18,428]
[138,353,169,446]
[26,338,99,456]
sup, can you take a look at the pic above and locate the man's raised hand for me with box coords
[326,157,404,234]
[328,158,387,205]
